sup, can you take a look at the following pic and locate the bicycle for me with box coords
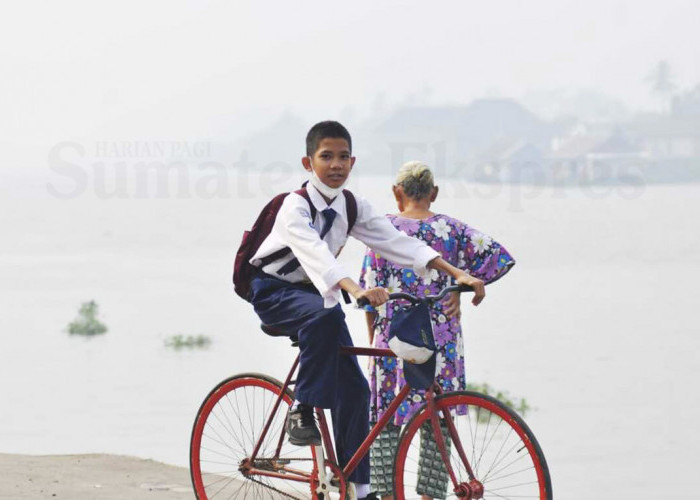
[190,284,552,499]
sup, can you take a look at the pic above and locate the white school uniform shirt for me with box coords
[250,185,440,308]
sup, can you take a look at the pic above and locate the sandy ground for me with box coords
[0,454,195,499]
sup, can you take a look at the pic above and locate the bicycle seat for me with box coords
[260,324,299,347]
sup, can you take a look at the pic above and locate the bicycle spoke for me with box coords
[476,407,493,475]
[224,394,248,449]
[209,474,239,499]
[476,417,504,476]
[487,479,540,492]
[487,465,536,484]
[482,439,525,482]
[203,425,240,459]
[203,472,238,489]
[232,389,253,451]
[466,404,477,471]
[485,451,532,484]
[210,405,247,454]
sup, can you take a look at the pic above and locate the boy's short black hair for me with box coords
[306,121,352,156]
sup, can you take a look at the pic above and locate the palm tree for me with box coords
[646,60,676,113]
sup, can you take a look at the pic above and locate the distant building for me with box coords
[474,137,545,183]
[241,111,308,168]
[630,114,700,159]
[671,85,700,117]
[370,99,554,176]
[625,103,700,182]
[235,95,700,184]
[549,129,646,183]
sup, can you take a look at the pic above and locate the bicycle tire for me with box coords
[393,390,552,500]
[190,372,318,499]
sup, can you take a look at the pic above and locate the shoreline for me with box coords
[0,453,194,499]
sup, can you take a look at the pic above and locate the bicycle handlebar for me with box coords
[356,284,474,308]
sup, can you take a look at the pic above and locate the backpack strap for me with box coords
[255,192,293,268]
[293,187,318,222]
[340,190,358,303]
[257,188,316,269]
[342,189,357,234]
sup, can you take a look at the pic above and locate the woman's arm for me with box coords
[365,311,377,345]
[427,257,486,306]
[443,292,461,319]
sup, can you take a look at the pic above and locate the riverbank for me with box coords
[0,454,193,499]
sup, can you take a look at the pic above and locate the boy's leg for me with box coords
[250,274,348,408]
[331,321,371,484]
[250,274,371,482]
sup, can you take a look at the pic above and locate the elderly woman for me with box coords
[359,161,515,500]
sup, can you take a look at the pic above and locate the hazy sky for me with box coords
[2,0,699,164]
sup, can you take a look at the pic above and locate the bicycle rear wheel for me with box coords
[190,373,317,499]
[393,391,551,500]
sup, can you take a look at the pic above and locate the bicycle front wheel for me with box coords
[393,391,551,500]
[189,373,317,499]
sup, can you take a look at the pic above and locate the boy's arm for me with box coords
[338,277,389,308]
[277,195,354,303]
[349,198,439,276]
[276,195,392,309]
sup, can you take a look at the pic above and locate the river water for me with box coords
[1,166,698,498]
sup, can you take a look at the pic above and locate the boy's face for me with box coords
[302,138,355,188]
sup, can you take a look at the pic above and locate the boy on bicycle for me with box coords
[247,120,484,499]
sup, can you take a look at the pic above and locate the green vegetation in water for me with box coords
[467,382,532,417]
[165,334,212,350]
[67,300,108,336]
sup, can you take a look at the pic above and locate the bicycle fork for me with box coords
[426,387,484,499]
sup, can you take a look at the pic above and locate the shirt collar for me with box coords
[307,185,348,222]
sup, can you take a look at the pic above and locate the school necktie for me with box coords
[319,208,336,239]
[277,208,336,276]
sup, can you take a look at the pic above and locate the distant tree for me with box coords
[646,60,677,113]
[67,300,107,336]
[165,334,212,350]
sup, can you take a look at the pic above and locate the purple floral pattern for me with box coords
[360,214,514,425]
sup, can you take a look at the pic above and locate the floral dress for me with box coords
[359,214,515,425]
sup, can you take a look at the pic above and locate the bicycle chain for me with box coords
[245,475,305,500]
[243,458,315,500]
[256,457,315,462]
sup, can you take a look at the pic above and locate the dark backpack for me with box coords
[233,186,358,301]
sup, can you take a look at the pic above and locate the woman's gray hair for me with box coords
[395,161,435,200]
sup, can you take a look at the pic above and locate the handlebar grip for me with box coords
[356,286,474,307]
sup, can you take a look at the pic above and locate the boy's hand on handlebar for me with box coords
[456,273,485,306]
[355,287,390,307]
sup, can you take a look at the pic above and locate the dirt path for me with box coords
[0,454,194,499]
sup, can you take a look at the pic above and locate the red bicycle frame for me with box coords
[242,345,482,497]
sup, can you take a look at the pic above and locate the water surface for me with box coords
[1,169,698,498]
